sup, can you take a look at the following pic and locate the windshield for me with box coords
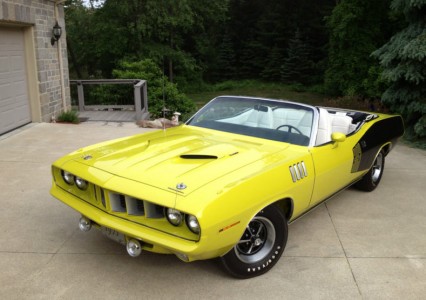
[187,96,315,146]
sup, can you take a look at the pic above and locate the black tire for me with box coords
[220,204,288,279]
[355,150,385,192]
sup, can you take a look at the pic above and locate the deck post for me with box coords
[77,81,85,111]
[142,81,148,113]
[134,82,142,120]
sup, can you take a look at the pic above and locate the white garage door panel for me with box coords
[0,27,31,135]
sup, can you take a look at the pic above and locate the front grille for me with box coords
[53,166,200,241]
[108,192,164,218]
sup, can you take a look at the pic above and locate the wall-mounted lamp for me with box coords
[50,21,62,46]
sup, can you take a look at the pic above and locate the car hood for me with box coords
[69,126,289,195]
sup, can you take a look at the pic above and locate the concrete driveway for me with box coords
[0,122,425,299]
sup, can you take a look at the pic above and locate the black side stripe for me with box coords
[352,116,404,172]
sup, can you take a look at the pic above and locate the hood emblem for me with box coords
[176,183,187,190]
[83,155,93,160]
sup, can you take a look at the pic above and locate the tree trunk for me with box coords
[67,41,82,79]
[169,32,174,83]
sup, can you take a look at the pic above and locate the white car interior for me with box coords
[188,96,371,147]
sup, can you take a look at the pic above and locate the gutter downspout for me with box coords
[54,0,68,112]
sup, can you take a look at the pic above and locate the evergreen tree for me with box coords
[374,0,426,138]
[281,30,314,85]
[223,0,334,82]
[226,0,266,78]
[261,46,285,81]
[239,39,266,78]
[256,4,285,81]
[215,32,237,81]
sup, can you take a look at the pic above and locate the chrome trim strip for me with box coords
[289,166,297,182]
[294,164,301,180]
[297,163,305,179]
[301,161,308,177]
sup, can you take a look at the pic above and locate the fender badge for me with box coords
[176,183,187,190]
[83,155,93,160]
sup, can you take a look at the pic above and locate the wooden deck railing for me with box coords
[69,79,149,120]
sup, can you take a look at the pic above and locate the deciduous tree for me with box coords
[324,0,392,96]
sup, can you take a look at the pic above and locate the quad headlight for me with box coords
[166,208,183,226]
[75,176,88,190]
[166,208,200,234]
[61,170,75,185]
[186,215,200,234]
[60,170,88,190]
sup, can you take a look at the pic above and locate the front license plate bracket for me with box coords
[100,226,127,246]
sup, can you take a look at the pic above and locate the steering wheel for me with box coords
[276,124,303,135]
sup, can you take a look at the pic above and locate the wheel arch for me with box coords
[381,142,392,156]
[273,197,294,222]
[220,197,290,278]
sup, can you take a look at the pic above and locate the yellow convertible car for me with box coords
[50,96,404,278]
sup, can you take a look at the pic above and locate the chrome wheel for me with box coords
[235,216,275,264]
[355,149,385,192]
[371,152,384,183]
[220,204,287,278]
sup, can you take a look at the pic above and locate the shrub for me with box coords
[112,59,196,120]
[57,110,80,124]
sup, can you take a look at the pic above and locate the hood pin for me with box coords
[176,183,187,190]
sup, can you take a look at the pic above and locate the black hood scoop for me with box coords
[180,154,218,159]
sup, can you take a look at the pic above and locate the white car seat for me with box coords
[315,108,332,145]
[331,113,352,135]
[244,106,273,128]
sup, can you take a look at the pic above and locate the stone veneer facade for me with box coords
[0,0,70,122]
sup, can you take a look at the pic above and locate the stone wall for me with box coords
[0,0,70,122]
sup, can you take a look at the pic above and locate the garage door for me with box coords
[0,27,31,135]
